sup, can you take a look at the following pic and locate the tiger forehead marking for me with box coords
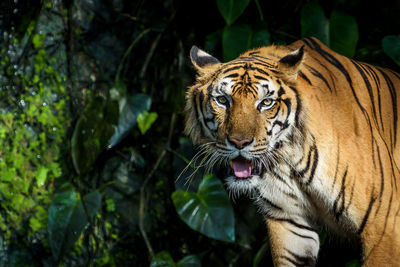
[214,68,278,99]
[185,38,400,266]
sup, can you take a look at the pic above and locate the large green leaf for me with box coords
[300,2,329,45]
[300,3,358,58]
[172,174,235,242]
[108,93,151,148]
[48,189,102,261]
[382,35,400,66]
[329,10,358,58]
[216,0,250,25]
[71,97,115,174]
[222,23,252,61]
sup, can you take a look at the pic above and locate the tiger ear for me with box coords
[190,46,220,72]
[276,46,305,79]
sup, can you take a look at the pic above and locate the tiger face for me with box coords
[185,46,305,186]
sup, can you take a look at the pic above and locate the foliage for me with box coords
[172,174,235,243]
[0,0,399,266]
[300,2,359,57]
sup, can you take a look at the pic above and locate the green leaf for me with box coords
[300,2,329,45]
[216,0,250,25]
[108,93,151,148]
[301,3,359,58]
[329,10,358,58]
[48,189,102,262]
[382,35,400,66]
[137,111,158,135]
[177,255,201,267]
[223,23,252,61]
[150,251,175,267]
[253,241,270,267]
[172,174,235,242]
[71,97,115,174]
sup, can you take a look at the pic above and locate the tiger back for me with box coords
[185,37,400,266]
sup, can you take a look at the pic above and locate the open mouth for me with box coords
[229,156,263,179]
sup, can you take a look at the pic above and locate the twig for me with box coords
[139,11,176,79]
[139,33,162,79]
[138,113,176,260]
[115,29,151,83]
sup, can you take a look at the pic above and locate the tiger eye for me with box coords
[257,98,275,110]
[216,96,228,105]
[262,99,273,107]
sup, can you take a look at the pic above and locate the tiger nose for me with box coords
[228,137,253,149]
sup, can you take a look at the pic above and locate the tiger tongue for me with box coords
[231,157,252,178]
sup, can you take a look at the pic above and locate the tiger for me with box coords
[184,37,400,266]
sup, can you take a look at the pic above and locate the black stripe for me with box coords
[298,70,312,85]
[222,65,244,74]
[363,64,384,131]
[357,195,376,234]
[305,64,333,92]
[281,98,292,130]
[281,255,301,266]
[307,38,366,112]
[351,60,379,129]
[224,73,239,78]
[288,229,317,241]
[289,86,303,128]
[388,69,400,80]
[249,65,272,77]
[376,67,397,146]
[270,168,291,187]
[297,145,315,177]
[305,146,319,186]
[333,167,348,220]
[266,105,281,119]
[331,143,341,189]
[248,51,260,56]
[278,86,285,97]
[275,218,317,232]
[302,37,315,49]
[253,74,268,81]
[260,196,283,211]
[286,249,317,267]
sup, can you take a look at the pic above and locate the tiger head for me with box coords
[185,45,306,183]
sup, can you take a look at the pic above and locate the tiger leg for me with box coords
[266,217,320,267]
